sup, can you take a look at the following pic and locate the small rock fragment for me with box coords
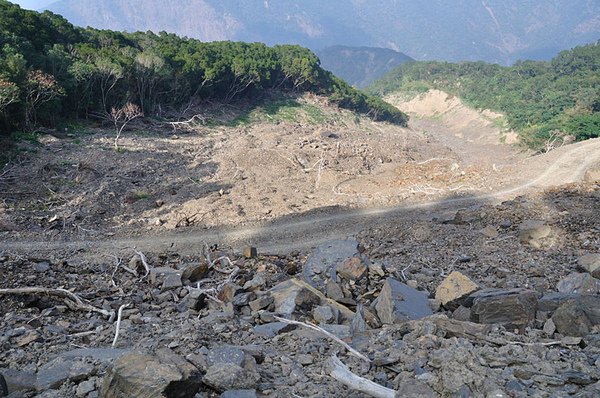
[578,253,600,278]
[435,271,479,308]
[243,247,257,259]
[557,273,600,294]
[336,256,367,281]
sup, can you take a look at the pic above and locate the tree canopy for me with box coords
[0,0,407,137]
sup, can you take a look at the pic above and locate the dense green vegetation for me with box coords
[0,1,407,143]
[368,41,600,149]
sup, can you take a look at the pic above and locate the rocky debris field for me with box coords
[2,182,600,397]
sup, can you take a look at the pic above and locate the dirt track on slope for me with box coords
[2,92,600,258]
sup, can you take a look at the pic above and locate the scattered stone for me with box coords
[150,267,182,287]
[207,346,246,367]
[15,330,41,347]
[101,349,201,398]
[556,273,600,294]
[552,295,600,337]
[435,271,479,308]
[519,220,551,247]
[181,262,209,283]
[33,261,50,273]
[578,253,600,278]
[0,368,36,394]
[243,247,257,259]
[543,318,556,335]
[220,390,257,398]
[480,226,498,239]
[248,295,273,312]
[538,292,579,312]
[468,289,538,327]
[313,305,336,324]
[302,239,360,290]
[252,322,296,338]
[374,278,432,324]
[162,273,182,291]
[202,364,259,393]
[268,278,354,320]
[452,306,471,322]
[37,357,94,391]
[336,256,367,281]
[325,280,344,301]
[76,379,96,397]
[232,292,256,307]
[243,274,266,292]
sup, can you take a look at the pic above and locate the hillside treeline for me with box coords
[0,0,407,136]
[368,41,600,149]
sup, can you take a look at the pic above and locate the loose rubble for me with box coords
[1,183,600,397]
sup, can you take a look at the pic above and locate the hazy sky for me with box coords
[10,0,55,10]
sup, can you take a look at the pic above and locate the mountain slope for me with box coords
[317,46,414,88]
[43,0,600,64]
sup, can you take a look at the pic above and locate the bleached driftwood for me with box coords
[326,355,395,398]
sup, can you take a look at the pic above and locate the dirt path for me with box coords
[4,136,600,258]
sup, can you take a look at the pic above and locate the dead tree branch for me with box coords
[0,287,114,319]
[274,316,370,363]
[327,355,395,398]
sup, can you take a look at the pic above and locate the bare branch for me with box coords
[274,316,370,363]
[326,355,395,398]
[0,287,114,319]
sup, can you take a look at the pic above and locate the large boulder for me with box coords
[374,278,432,324]
[100,349,201,398]
[557,273,600,295]
[552,295,600,337]
[467,289,538,328]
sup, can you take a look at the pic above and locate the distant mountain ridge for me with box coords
[317,46,414,88]
[42,0,600,64]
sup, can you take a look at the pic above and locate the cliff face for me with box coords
[46,0,600,64]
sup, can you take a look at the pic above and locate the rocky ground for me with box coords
[2,182,600,397]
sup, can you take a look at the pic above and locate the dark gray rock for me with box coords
[202,364,259,393]
[33,261,50,273]
[552,295,600,337]
[232,292,256,307]
[468,289,538,327]
[100,349,201,398]
[374,278,432,324]
[252,322,296,338]
[0,368,36,393]
[325,280,344,301]
[302,239,360,290]
[538,292,579,312]
[220,390,257,398]
[207,346,246,367]
[313,305,336,324]
[557,273,600,295]
[36,357,94,391]
[248,295,273,312]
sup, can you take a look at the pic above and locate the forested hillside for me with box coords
[0,1,406,141]
[368,42,600,149]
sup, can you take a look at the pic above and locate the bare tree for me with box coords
[24,70,65,130]
[109,102,143,150]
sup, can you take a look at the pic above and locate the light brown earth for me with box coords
[1,91,600,257]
